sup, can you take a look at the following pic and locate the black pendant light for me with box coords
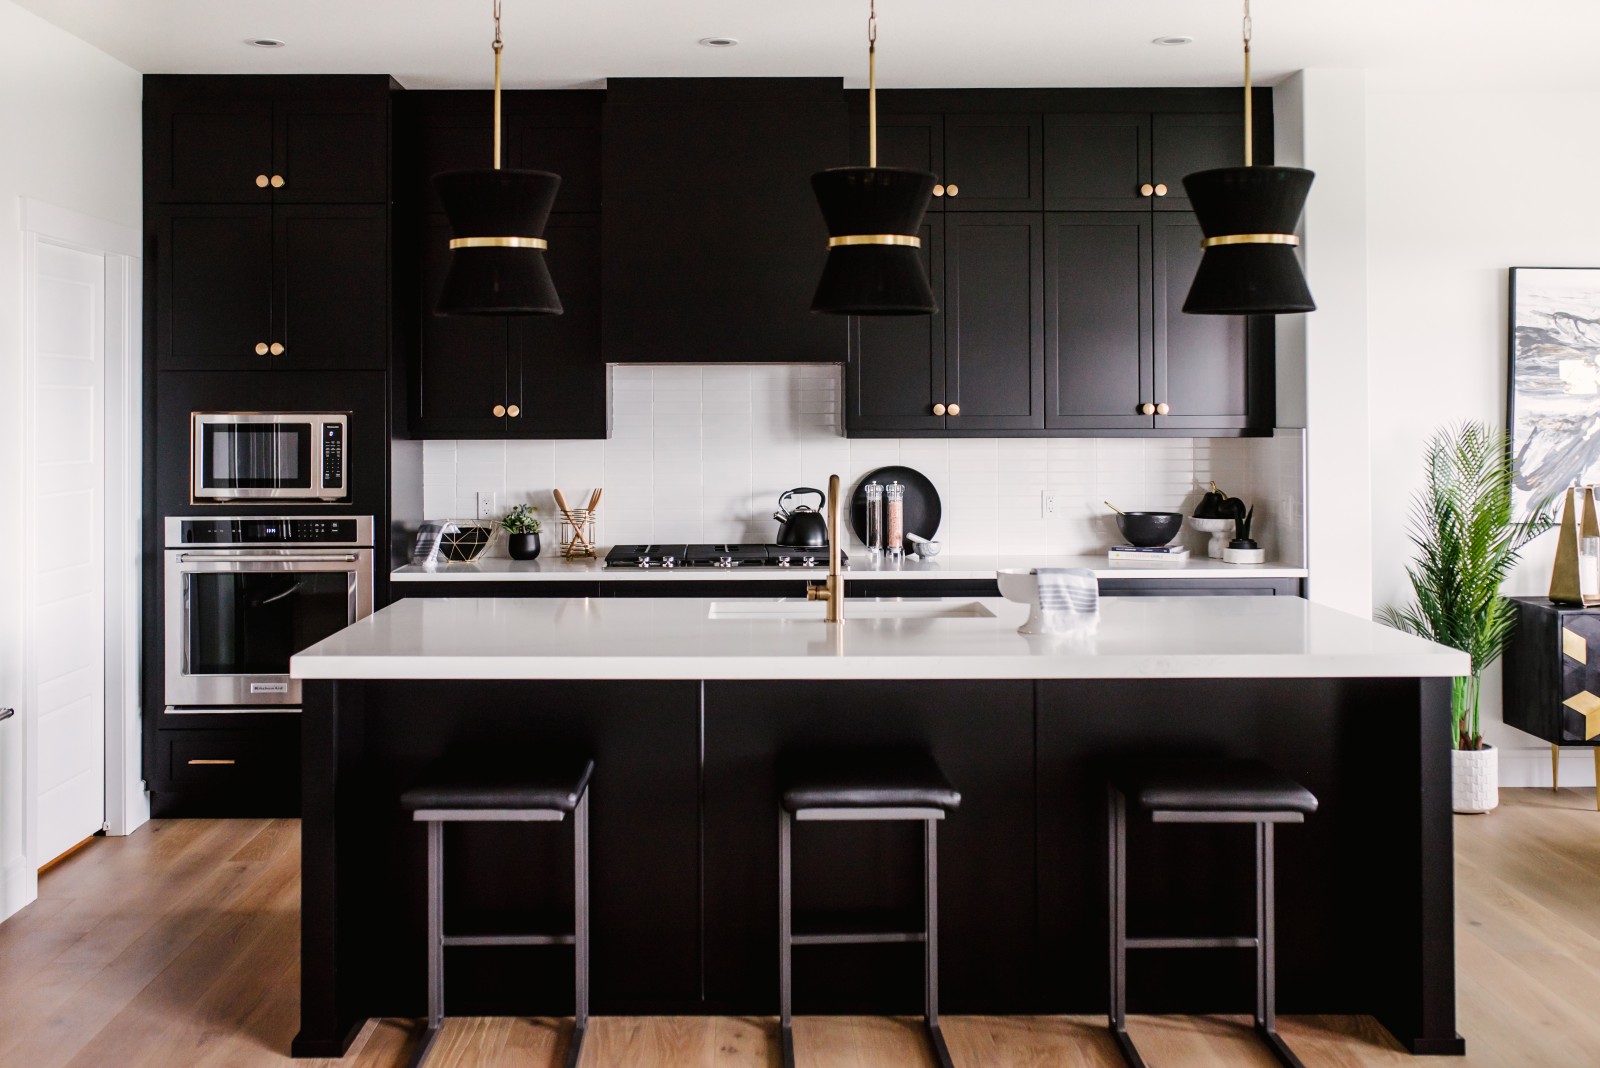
[435,0,562,316]
[1182,0,1315,315]
[811,0,937,316]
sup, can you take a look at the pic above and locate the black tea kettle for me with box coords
[773,487,830,547]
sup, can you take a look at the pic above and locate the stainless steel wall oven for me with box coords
[164,516,373,710]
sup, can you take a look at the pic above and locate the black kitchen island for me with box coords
[289,595,1467,1058]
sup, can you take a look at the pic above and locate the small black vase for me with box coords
[507,532,542,560]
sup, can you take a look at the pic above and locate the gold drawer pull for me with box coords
[1156,402,1171,415]
[945,184,959,197]
[1154,183,1168,197]
[1141,402,1156,415]
[507,404,521,417]
[1140,183,1154,197]
[933,184,945,197]
[255,342,269,356]
[492,404,507,418]
[187,759,236,766]
[947,403,961,416]
[270,175,285,189]
[932,403,946,416]
[255,175,270,188]
[269,342,285,356]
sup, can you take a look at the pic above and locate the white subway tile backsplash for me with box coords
[419,365,1306,559]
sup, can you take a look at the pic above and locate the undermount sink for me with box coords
[707,600,997,621]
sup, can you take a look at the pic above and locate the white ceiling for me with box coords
[14,0,1600,93]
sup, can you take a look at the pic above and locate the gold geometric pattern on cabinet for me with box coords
[1559,614,1600,741]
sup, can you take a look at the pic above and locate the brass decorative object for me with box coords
[1549,485,1600,605]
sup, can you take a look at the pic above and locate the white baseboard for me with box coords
[1500,745,1598,789]
[0,854,38,923]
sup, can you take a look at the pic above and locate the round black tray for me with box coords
[849,465,942,546]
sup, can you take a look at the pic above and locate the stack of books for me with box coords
[1107,544,1190,565]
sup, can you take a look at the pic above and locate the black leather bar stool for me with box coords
[778,750,961,1068]
[400,755,595,1068]
[1107,758,1318,1068]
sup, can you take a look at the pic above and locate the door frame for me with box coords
[2,199,144,922]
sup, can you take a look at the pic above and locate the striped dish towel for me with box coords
[1033,567,1100,633]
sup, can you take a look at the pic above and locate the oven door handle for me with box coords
[175,553,360,563]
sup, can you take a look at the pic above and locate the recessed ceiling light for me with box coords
[1152,36,1193,46]
[247,38,286,48]
[699,36,739,48]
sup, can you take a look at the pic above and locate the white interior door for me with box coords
[28,239,107,865]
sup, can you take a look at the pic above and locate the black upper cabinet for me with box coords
[942,114,1043,211]
[944,213,1044,429]
[1043,211,1268,433]
[405,91,603,215]
[846,214,1044,435]
[1043,99,1263,213]
[410,214,607,439]
[153,204,388,372]
[1045,213,1152,429]
[1152,214,1268,431]
[146,76,391,204]
[602,79,846,362]
[847,218,945,432]
[850,111,1041,211]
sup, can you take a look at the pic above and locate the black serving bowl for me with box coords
[1115,511,1184,547]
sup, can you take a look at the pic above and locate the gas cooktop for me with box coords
[604,543,847,570]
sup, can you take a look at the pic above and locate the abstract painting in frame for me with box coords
[1509,267,1600,518]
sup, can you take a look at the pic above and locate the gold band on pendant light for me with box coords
[448,236,550,250]
[1200,233,1300,249]
[827,234,921,249]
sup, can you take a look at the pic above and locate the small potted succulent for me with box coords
[1222,505,1263,564]
[501,503,543,560]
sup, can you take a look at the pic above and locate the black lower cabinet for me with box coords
[150,716,300,817]
[701,681,1037,1014]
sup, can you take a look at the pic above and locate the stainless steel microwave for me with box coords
[191,412,348,503]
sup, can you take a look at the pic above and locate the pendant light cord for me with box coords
[492,0,504,170]
[1242,0,1253,167]
[867,0,878,167]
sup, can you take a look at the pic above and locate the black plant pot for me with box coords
[507,532,542,560]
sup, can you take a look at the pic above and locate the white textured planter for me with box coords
[1452,744,1499,814]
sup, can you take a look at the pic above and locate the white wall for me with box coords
[423,364,1306,562]
[1366,84,1600,786]
[0,0,141,919]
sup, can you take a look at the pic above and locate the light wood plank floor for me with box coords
[2,788,1597,1067]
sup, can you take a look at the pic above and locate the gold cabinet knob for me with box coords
[933,184,945,197]
[1156,402,1171,415]
[1140,183,1154,197]
[1140,402,1156,415]
[255,175,270,188]
[945,184,959,197]
[270,175,285,189]
[506,404,521,417]
[255,342,269,356]
[1154,183,1168,197]
[932,403,947,416]
[492,404,507,418]
[269,342,285,356]
[947,403,961,416]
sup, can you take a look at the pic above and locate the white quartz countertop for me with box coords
[291,595,1466,681]
[391,553,1309,582]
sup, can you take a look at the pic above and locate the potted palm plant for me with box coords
[501,503,543,560]
[1378,421,1551,814]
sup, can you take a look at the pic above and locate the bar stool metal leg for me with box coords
[778,809,796,1068]
[924,818,955,1068]
[1107,787,1145,1068]
[1255,821,1304,1068]
[565,787,590,1068]
[407,820,446,1068]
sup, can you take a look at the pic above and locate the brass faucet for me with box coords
[805,473,845,623]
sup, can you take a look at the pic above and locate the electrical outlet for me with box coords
[476,491,498,521]
[1042,491,1059,518]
